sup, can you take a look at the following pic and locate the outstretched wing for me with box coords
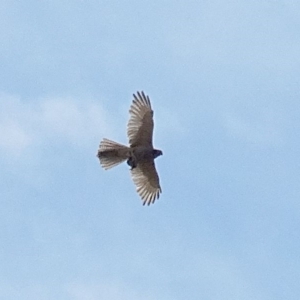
[127,91,154,147]
[131,161,162,205]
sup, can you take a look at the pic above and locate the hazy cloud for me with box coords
[0,93,112,158]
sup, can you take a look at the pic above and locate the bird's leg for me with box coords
[127,156,137,170]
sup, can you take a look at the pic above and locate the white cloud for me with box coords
[0,120,32,157]
[0,93,112,158]
[38,96,113,147]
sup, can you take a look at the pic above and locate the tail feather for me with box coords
[97,138,130,170]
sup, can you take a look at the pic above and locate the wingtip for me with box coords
[132,91,151,107]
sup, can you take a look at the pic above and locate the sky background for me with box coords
[1,1,300,299]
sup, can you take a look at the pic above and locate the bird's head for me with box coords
[153,149,163,159]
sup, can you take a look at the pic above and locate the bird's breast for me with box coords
[132,146,153,162]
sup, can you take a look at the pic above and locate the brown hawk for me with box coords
[97,91,163,205]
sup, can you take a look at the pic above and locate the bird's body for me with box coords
[97,91,162,205]
[133,146,155,161]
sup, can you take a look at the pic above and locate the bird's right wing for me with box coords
[127,91,154,148]
[131,160,162,205]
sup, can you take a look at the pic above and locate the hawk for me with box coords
[97,91,163,205]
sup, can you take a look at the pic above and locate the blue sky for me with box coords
[1,0,300,299]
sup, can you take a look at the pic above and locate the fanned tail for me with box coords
[97,138,131,170]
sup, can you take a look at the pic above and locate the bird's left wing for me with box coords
[131,161,162,205]
[127,91,154,147]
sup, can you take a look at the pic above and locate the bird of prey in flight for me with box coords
[97,91,163,205]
